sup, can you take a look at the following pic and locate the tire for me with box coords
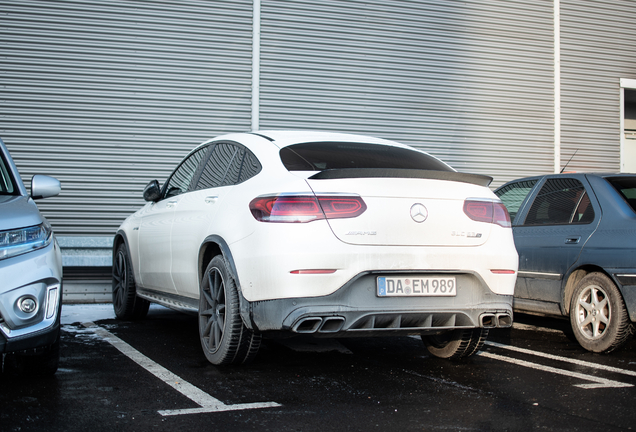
[569,272,634,353]
[198,256,261,365]
[4,334,60,377]
[112,243,150,320]
[422,328,489,360]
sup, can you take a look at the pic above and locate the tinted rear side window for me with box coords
[280,142,451,172]
[196,143,262,190]
[523,178,594,226]
[494,180,537,223]
[607,177,636,213]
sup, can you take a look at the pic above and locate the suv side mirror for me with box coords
[143,180,162,202]
[31,175,61,200]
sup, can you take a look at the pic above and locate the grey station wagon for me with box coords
[495,173,636,353]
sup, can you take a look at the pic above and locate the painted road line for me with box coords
[478,351,632,389]
[485,341,636,378]
[82,322,281,416]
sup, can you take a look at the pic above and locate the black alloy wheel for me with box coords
[112,243,149,320]
[198,256,261,365]
[422,328,489,360]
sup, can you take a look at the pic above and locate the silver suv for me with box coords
[0,138,62,376]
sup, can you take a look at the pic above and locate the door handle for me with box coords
[205,196,218,204]
[565,237,581,244]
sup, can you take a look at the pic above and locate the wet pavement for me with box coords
[2,304,636,431]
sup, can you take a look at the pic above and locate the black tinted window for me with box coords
[197,143,238,189]
[607,177,636,213]
[280,142,451,172]
[523,178,594,226]
[238,150,262,183]
[495,180,537,223]
[196,143,261,190]
[164,146,208,198]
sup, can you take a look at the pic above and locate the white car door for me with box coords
[170,143,247,297]
[137,145,210,293]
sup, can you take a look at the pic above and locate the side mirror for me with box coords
[143,180,162,202]
[31,175,61,200]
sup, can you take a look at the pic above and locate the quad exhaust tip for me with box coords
[294,313,511,333]
[293,316,345,334]
[480,313,512,328]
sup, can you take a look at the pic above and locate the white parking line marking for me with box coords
[477,351,633,389]
[478,351,632,389]
[82,322,281,416]
[485,341,636,378]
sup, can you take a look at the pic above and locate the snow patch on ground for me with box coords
[61,304,116,325]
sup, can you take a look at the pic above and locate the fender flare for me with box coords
[200,235,256,330]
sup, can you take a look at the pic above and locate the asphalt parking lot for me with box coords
[3,304,636,432]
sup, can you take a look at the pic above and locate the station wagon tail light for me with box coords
[463,199,511,228]
[250,194,367,223]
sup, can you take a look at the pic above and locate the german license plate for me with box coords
[377,276,457,297]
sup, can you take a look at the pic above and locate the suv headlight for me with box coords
[0,221,53,260]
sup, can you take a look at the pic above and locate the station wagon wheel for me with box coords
[112,243,149,320]
[569,272,633,353]
[422,328,489,360]
[198,256,261,365]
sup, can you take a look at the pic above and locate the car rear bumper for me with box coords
[246,271,513,335]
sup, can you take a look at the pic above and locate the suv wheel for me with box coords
[422,328,489,360]
[112,243,149,320]
[569,272,633,353]
[198,256,260,365]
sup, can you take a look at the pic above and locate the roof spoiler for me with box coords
[309,168,493,187]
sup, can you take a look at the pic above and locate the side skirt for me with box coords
[136,288,198,315]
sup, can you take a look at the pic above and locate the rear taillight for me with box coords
[463,199,511,228]
[250,194,367,223]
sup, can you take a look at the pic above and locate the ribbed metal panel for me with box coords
[0,0,252,235]
[560,0,636,173]
[260,0,555,187]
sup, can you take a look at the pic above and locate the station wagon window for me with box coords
[0,154,17,194]
[494,180,537,223]
[164,146,209,199]
[196,143,261,190]
[279,142,452,172]
[607,177,636,213]
[523,178,595,226]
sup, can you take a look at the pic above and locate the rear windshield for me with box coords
[0,153,17,195]
[607,177,636,212]
[279,142,452,172]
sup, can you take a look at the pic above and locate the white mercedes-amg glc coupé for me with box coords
[113,131,518,365]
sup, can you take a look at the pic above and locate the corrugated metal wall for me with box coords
[1,0,252,235]
[3,0,636,241]
[259,0,555,186]
[560,0,636,173]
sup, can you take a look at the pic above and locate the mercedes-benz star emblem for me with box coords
[410,203,428,223]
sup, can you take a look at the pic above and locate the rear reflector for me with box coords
[463,200,511,228]
[490,269,516,274]
[250,194,367,223]
[290,269,337,274]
